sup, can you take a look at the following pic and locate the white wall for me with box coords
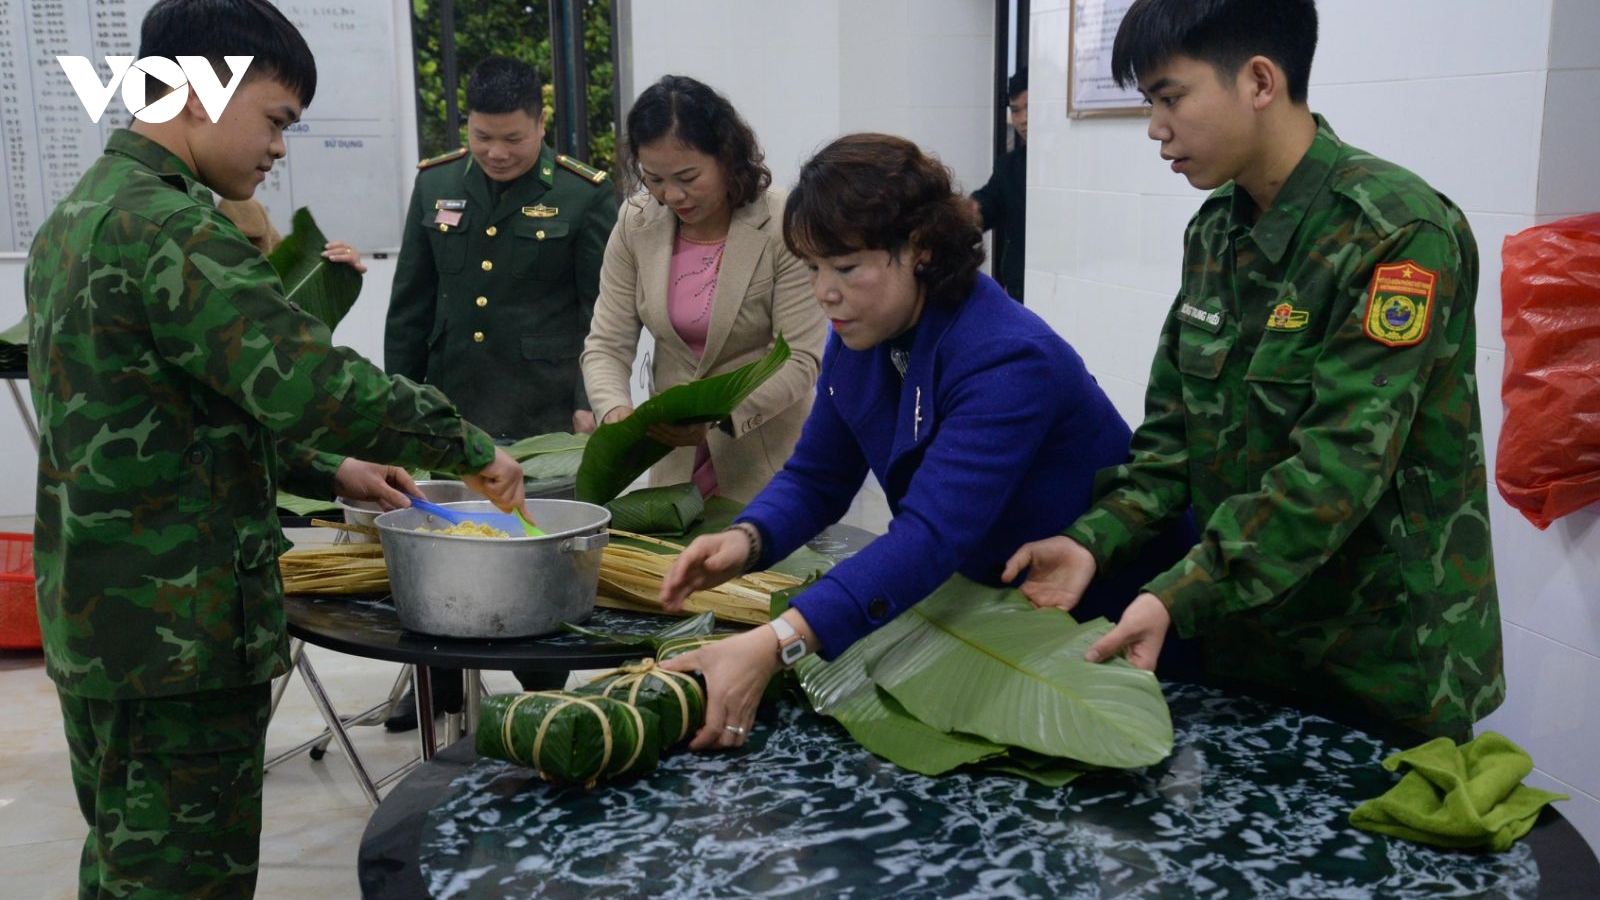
[1029,0,1600,851]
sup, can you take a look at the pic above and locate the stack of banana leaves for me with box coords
[560,578,1175,787]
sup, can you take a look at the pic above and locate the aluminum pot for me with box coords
[338,476,576,543]
[373,498,610,638]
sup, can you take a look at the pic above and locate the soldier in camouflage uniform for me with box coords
[24,3,527,897]
[1004,0,1503,739]
[386,56,618,440]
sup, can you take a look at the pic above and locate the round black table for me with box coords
[285,595,686,760]
[358,681,1600,900]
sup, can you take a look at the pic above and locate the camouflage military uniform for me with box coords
[386,144,617,439]
[26,129,498,898]
[1065,117,1503,738]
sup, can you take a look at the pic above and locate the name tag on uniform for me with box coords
[522,204,559,218]
[1177,299,1224,333]
[435,199,467,210]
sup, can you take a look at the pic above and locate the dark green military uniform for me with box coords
[26,129,498,898]
[386,145,617,439]
[1065,117,1503,738]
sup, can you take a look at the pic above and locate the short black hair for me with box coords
[623,75,770,210]
[466,57,543,117]
[1007,68,1028,101]
[139,0,316,107]
[784,134,984,311]
[1111,0,1317,103]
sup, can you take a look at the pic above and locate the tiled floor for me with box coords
[0,525,528,900]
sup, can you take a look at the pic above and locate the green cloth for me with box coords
[1349,731,1567,851]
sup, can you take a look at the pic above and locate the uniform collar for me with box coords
[106,128,215,204]
[464,145,556,217]
[1226,114,1342,264]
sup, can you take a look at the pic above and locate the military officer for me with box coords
[1004,0,1503,741]
[386,55,618,439]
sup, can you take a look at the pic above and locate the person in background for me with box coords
[1003,0,1502,741]
[386,56,616,440]
[966,67,1028,302]
[24,2,527,896]
[216,197,367,272]
[383,56,618,730]
[581,75,825,503]
[657,134,1189,750]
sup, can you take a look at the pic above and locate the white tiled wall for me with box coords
[1028,0,1600,852]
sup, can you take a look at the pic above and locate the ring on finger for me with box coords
[723,725,747,735]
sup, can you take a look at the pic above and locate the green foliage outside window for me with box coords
[411,0,616,177]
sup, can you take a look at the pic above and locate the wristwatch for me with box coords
[768,616,809,668]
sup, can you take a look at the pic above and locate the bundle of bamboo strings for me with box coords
[595,531,804,625]
[278,542,389,594]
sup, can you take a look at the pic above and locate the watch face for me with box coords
[780,639,807,665]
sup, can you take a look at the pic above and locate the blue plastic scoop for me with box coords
[405,493,528,536]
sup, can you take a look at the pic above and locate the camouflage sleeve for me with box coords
[147,205,495,474]
[275,440,344,501]
[1063,305,1194,567]
[572,181,618,411]
[384,174,438,380]
[1148,221,1469,636]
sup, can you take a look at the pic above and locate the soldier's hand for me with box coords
[602,405,634,426]
[331,459,419,510]
[1001,535,1097,612]
[462,448,527,513]
[1085,593,1170,671]
[572,409,597,434]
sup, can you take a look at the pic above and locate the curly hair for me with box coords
[621,75,770,209]
[783,133,984,310]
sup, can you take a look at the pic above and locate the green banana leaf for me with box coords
[267,207,363,330]
[0,315,26,370]
[276,491,341,517]
[864,576,1173,770]
[561,611,717,647]
[789,585,1008,776]
[975,749,1093,787]
[504,432,588,480]
[605,482,705,535]
[575,336,791,504]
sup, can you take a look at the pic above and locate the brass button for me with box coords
[476,296,488,308]
[439,223,451,232]
[473,331,485,343]
[536,230,546,240]
[480,260,493,271]
[486,226,497,237]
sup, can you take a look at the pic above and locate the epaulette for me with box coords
[417,147,469,170]
[556,154,608,184]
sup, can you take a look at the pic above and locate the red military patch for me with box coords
[1362,261,1437,347]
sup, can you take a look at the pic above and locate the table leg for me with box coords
[415,665,438,761]
[6,379,39,451]
[295,651,382,807]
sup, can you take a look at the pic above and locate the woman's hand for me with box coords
[659,626,784,750]
[321,240,367,274]
[572,409,597,434]
[646,421,712,447]
[602,406,634,425]
[1000,535,1098,612]
[331,459,419,510]
[659,530,750,612]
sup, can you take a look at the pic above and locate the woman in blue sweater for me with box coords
[660,133,1188,749]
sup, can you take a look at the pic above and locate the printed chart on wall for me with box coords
[0,0,406,254]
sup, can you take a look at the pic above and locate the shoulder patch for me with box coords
[556,154,608,184]
[417,147,469,170]
[1362,261,1436,347]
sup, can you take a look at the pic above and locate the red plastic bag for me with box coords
[1497,212,1600,529]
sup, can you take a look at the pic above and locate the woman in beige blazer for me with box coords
[582,75,825,503]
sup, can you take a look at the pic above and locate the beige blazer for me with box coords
[581,188,826,503]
